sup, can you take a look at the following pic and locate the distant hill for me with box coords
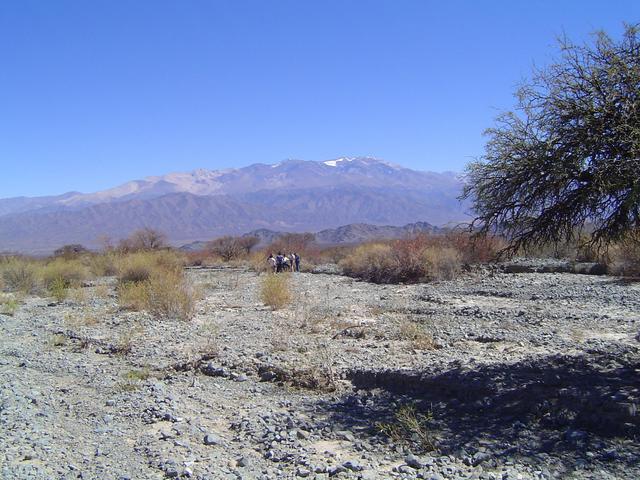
[0,157,470,253]
[179,221,443,251]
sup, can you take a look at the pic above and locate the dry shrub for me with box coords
[311,245,351,265]
[115,251,168,283]
[41,258,89,289]
[184,250,212,267]
[340,238,463,284]
[146,269,197,321]
[1,257,39,293]
[260,273,291,310]
[116,251,196,320]
[445,230,506,263]
[423,246,462,280]
[87,253,119,277]
[115,249,185,284]
[152,249,187,271]
[249,251,272,273]
[117,281,149,311]
[340,243,396,283]
[608,231,640,276]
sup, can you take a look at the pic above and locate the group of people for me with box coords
[267,252,301,273]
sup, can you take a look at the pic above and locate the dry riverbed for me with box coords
[1,266,639,479]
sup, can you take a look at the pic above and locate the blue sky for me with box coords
[1,1,638,197]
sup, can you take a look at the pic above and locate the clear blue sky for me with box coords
[1,1,638,198]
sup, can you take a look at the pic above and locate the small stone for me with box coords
[203,434,221,446]
[335,430,355,442]
[343,460,363,471]
[296,467,311,477]
[405,453,423,469]
[328,465,346,476]
[296,429,311,440]
[472,452,491,466]
[237,456,250,467]
[164,467,179,478]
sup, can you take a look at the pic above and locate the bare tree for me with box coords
[207,236,244,261]
[119,228,167,252]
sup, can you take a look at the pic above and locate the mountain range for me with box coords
[179,221,443,251]
[0,157,470,253]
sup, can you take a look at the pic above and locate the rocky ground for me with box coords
[1,264,639,479]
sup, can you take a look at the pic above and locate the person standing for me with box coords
[294,253,300,272]
[267,253,276,273]
[275,252,284,273]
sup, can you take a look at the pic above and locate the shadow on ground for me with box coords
[312,346,640,471]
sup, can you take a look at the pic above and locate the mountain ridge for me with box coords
[179,221,443,251]
[0,158,470,253]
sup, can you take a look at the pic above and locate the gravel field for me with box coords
[1,266,639,479]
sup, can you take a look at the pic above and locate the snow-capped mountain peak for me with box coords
[323,157,355,167]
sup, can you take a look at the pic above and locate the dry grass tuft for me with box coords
[146,269,197,321]
[117,281,150,311]
[48,277,68,303]
[398,320,438,350]
[260,273,291,310]
[376,403,436,451]
[0,293,21,316]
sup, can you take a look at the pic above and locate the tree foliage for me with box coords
[53,244,89,259]
[463,25,640,253]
